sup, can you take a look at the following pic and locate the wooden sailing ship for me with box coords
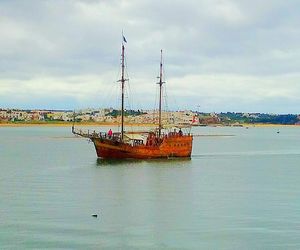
[72,40,193,159]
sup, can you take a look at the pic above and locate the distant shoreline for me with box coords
[241,123,300,128]
[0,122,299,128]
[0,122,156,127]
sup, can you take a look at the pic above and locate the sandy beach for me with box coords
[0,122,157,127]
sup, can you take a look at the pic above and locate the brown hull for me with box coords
[92,135,193,159]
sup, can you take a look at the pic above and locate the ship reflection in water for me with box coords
[96,157,192,167]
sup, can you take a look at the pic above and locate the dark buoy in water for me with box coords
[92,214,98,218]
[277,130,280,134]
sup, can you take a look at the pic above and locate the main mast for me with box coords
[158,49,164,137]
[119,40,127,141]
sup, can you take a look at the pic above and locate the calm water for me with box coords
[1,126,300,249]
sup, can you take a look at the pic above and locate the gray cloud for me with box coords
[0,0,300,113]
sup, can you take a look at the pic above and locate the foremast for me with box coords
[157,49,165,137]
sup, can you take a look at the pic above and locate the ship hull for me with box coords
[92,135,193,159]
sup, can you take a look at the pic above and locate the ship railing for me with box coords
[72,127,114,139]
[164,131,191,138]
[72,128,122,141]
[73,127,191,142]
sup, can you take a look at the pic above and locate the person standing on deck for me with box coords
[108,129,112,138]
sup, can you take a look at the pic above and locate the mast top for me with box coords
[122,33,127,45]
[158,49,165,86]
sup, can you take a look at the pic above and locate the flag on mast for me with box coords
[123,35,127,43]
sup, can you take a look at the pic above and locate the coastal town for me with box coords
[0,108,299,125]
[0,108,199,125]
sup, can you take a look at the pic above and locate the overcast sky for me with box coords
[1,0,300,113]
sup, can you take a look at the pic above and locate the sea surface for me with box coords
[1,125,300,249]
